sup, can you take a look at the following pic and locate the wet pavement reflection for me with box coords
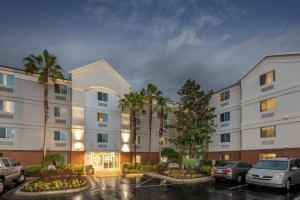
[2,176,300,200]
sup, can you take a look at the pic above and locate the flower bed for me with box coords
[164,171,202,179]
[22,176,87,192]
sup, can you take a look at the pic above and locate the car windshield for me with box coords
[254,160,288,170]
[216,162,236,168]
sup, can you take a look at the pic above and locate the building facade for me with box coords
[208,53,300,164]
[0,60,177,174]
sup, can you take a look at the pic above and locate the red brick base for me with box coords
[0,150,85,166]
[206,151,241,161]
[121,152,159,164]
[241,148,300,164]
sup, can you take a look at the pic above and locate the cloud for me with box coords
[167,30,202,51]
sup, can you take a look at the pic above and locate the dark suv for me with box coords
[212,161,252,183]
[0,157,26,193]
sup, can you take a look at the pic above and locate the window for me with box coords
[135,117,141,128]
[0,127,15,140]
[220,90,230,102]
[136,155,141,163]
[260,153,276,160]
[98,92,108,102]
[54,131,67,141]
[54,107,67,118]
[260,70,275,86]
[0,73,14,87]
[54,84,68,95]
[98,113,108,123]
[137,136,141,144]
[221,133,230,143]
[0,100,15,113]
[220,155,230,160]
[260,126,276,138]
[97,134,108,143]
[220,112,230,122]
[2,159,10,167]
[260,98,276,112]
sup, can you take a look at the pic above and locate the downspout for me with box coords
[69,72,73,164]
[239,81,242,160]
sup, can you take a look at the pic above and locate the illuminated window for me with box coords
[136,155,141,163]
[260,70,275,86]
[54,84,67,95]
[220,90,230,102]
[98,92,108,102]
[98,112,108,126]
[0,100,15,113]
[260,126,276,138]
[260,98,276,112]
[0,73,14,87]
[220,154,230,160]
[260,153,276,160]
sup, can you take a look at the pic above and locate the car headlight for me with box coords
[273,173,284,179]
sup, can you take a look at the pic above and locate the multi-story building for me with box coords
[0,60,177,175]
[208,53,300,164]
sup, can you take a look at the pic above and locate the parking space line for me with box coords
[229,184,248,190]
[136,178,153,187]
[137,183,181,188]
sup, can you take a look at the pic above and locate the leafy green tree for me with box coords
[171,79,215,158]
[140,84,162,152]
[119,92,145,168]
[23,49,64,166]
[44,152,65,167]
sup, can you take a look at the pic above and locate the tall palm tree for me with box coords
[23,49,64,166]
[140,84,162,152]
[154,96,171,143]
[119,92,145,168]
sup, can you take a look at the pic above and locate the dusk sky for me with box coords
[1,0,300,99]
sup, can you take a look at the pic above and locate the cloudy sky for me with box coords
[1,0,300,99]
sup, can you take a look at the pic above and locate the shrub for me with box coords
[63,164,84,175]
[44,152,65,167]
[156,163,168,174]
[161,148,180,162]
[25,165,43,175]
[182,159,199,170]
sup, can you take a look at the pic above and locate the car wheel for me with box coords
[17,174,26,184]
[237,174,243,184]
[286,178,291,191]
[0,180,4,194]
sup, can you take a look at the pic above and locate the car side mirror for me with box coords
[291,167,298,171]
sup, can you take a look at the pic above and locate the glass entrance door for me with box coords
[87,152,119,169]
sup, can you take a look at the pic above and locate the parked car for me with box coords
[0,157,26,193]
[246,157,300,190]
[212,161,252,183]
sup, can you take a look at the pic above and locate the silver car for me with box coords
[246,157,300,190]
[0,157,26,193]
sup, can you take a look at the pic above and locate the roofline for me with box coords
[240,52,300,81]
[214,81,240,94]
[214,52,300,94]
[0,64,70,82]
[69,59,132,88]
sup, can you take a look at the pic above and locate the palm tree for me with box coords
[119,92,145,168]
[154,96,171,144]
[23,49,64,166]
[140,84,162,152]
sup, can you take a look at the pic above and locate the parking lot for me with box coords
[1,176,300,200]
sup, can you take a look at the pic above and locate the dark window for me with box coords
[220,112,230,122]
[221,133,230,143]
[0,128,5,138]
[54,84,68,95]
[2,159,10,167]
[97,134,108,143]
[220,90,230,102]
[98,92,108,102]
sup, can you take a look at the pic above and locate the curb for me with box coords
[13,176,91,197]
[144,172,213,184]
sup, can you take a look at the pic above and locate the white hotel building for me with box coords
[0,60,177,175]
[208,53,300,164]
